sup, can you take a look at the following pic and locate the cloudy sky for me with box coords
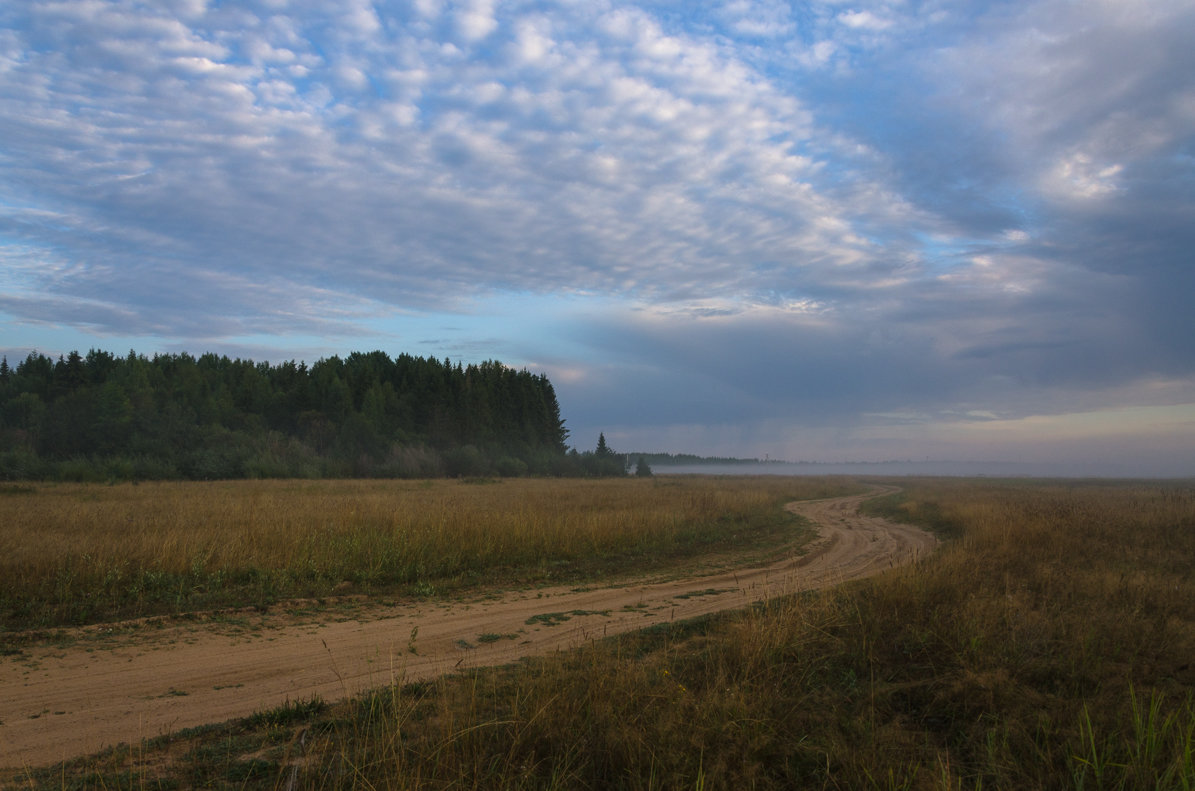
[2,0,1193,474]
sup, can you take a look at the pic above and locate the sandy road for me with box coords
[0,486,935,770]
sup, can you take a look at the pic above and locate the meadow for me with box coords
[6,476,1195,789]
[0,476,854,631]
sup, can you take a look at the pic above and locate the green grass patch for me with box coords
[672,586,735,600]
[241,695,327,730]
[525,609,611,627]
[477,632,519,644]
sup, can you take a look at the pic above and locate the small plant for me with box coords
[526,609,611,626]
[477,632,518,643]
[673,587,733,600]
[242,694,326,729]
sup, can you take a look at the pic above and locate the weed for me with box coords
[242,694,327,729]
[477,632,518,643]
[673,587,734,600]
[525,609,611,626]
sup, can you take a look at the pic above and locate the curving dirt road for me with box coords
[0,486,935,769]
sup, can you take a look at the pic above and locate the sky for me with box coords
[1,0,1193,476]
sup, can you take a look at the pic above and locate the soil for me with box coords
[0,486,935,770]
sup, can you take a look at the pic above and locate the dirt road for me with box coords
[0,486,935,769]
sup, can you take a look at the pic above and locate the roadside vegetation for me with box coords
[7,477,1195,789]
[0,476,853,632]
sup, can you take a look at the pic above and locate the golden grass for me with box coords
[10,477,1195,790]
[275,477,1194,790]
[0,476,857,630]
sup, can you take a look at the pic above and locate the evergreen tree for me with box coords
[0,348,577,481]
[583,433,626,477]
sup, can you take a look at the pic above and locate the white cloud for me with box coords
[334,63,370,91]
[244,36,297,65]
[511,17,555,65]
[715,0,797,39]
[342,0,382,36]
[837,10,890,31]
[1042,152,1124,201]
[456,0,498,43]
[413,0,443,21]
[803,40,836,68]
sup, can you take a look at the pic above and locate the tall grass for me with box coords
[11,478,1195,790]
[0,476,855,630]
[268,477,1192,790]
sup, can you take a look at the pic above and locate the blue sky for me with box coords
[2,0,1193,474]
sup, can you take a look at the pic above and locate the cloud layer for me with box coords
[1,0,1193,470]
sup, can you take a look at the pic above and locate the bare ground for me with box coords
[0,486,935,770]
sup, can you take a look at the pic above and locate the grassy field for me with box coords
[0,476,855,632]
[7,476,1195,789]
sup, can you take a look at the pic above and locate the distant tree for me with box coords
[0,347,577,481]
[581,433,626,477]
[52,351,87,398]
[4,391,45,432]
[635,456,653,477]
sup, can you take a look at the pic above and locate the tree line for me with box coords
[0,349,630,481]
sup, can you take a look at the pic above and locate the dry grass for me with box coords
[0,476,856,630]
[277,477,1194,790]
[9,477,1195,790]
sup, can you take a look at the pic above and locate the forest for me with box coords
[0,349,625,481]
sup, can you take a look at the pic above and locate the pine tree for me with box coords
[0,347,579,480]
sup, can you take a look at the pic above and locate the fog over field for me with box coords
[652,460,1188,479]
[1,1,1193,474]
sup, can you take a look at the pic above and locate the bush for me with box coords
[0,447,46,480]
[443,445,489,478]
[378,444,444,478]
[494,455,528,477]
[53,456,107,483]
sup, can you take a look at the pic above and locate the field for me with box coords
[0,476,855,631]
[3,476,1195,789]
